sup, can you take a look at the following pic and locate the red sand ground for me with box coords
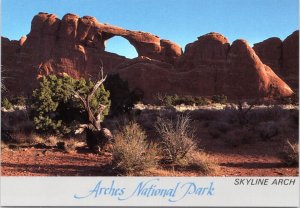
[1,138,298,176]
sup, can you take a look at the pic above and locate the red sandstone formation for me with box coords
[224,39,292,98]
[282,31,299,91]
[253,37,282,74]
[253,31,299,90]
[115,34,293,101]
[1,12,296,102]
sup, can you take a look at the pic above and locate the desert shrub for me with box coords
[1,128,17,144]
[11,132,45,144]
[221,101,256,125]
[32,74,110,135]
[258,121,279,140]
[47,135,58,146]
[1,141,9,151]
[158,94,209,106]
[104,74,143,116]
[193,96,210,106]
[185,151,218,175]
[190,109,216,121]
[2,98,13,110]
[1,108,34,134]
[175,95,195,106]
[208,121,231,138]
[279,93,298,105]
[15,120,35,135]
[63,139,78,153]
[54,139,78,153]
[155,114,196,164]
[111,122,157,174]
[163,95,177,106]
[289,109,299,126]
[247,106,278,124]
[212,94,227,104]
[174,95,209,106]
[225,127,256,147]
[279,140,299,166]
[27,134,45,144]
[10,96,28,106]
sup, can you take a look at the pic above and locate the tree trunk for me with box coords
[86,128,113,150]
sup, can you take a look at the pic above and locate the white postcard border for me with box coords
[1,176,299,207]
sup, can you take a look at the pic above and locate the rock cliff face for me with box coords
[253,30,299,91]
[174,33,293,98]
[2,12,296,102]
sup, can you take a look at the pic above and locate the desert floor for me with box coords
[1,104,298,176]
[1,128,298,176]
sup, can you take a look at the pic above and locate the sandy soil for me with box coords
[1,139,297,176]
[1,104,298,176]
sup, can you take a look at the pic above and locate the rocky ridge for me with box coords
[253,31,299,90]
[2,12,297,102]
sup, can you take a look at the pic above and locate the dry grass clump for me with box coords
[63,139,78,153]
[46,135,58,146]
[184,151,219,175]
[1,141,9,151]
[137,168,182,176]
[141,151,218,176]
[257,121,279,140]
[279,140,299,166]
[55,138,82,153]
[111,122,158,174]
[27,134,45,144]
[155,114,196,165]
[11,132,45,145]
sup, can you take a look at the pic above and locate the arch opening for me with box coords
[105,36,138,59]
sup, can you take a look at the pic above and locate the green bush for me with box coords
[111,122,157,174]
[104,74,143,116]
[212,94,228,104]
[32,74,110,135]
[160,94,209,106]
[2,98,13,110]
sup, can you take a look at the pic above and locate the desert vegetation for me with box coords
[1,69,299,176]
[111,122,158,174]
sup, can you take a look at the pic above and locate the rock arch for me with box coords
[104,35,138,58]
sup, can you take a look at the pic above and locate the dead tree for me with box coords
[236,101,254,125]
[72,66,112,151]
[235,98,260,125]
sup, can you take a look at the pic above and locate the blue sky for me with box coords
[1,0,299,58]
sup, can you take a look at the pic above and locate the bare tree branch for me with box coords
[75,124,89,134]
[88,65,107,102]
[87,76,107,102]
[71,89,88,109]
[71,60,107,132]
[96,104,106,119]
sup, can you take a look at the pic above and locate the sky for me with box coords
[1,0,299,58]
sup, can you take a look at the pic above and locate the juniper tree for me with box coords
[32,73,110,137]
